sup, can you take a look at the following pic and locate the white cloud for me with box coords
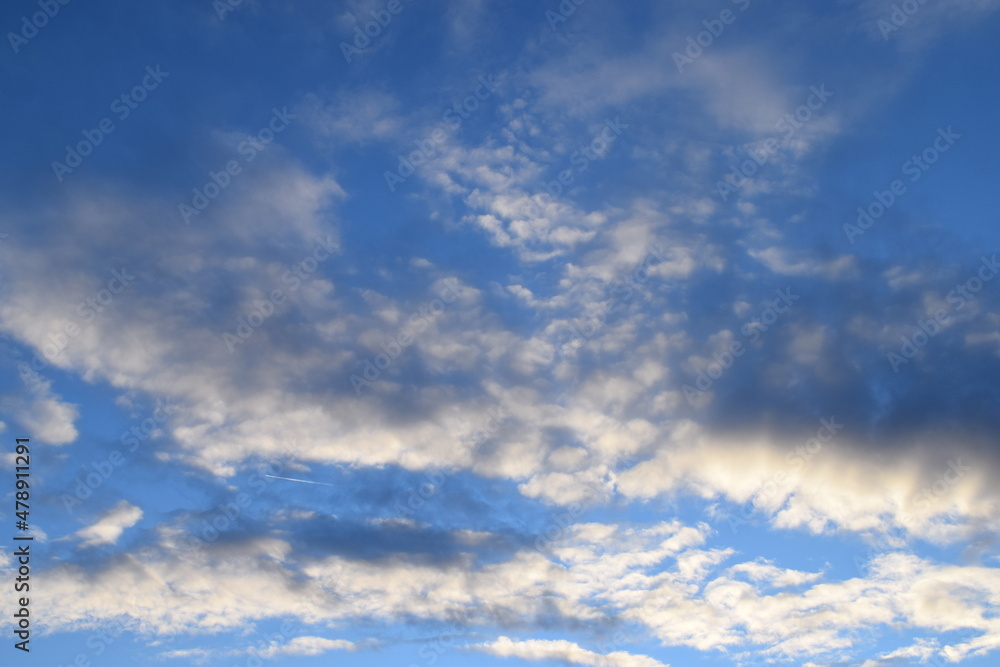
[5,516,998,664]
[159,635,357,661]
[471,637,669,667]
[749,247,858,280]
[1,3,998,667]
[877,637,939,661]
[615,423,1000,545]
[159,647,214,661]
[75,500,143,548]
[259,636,356,657]
[726,560,823,588]
[0,375,78,445]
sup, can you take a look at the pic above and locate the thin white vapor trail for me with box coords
[264,474,335,487]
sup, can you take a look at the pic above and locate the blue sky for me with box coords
[2,0,1000,665]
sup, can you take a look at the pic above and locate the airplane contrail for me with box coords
[264,474,335,487]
